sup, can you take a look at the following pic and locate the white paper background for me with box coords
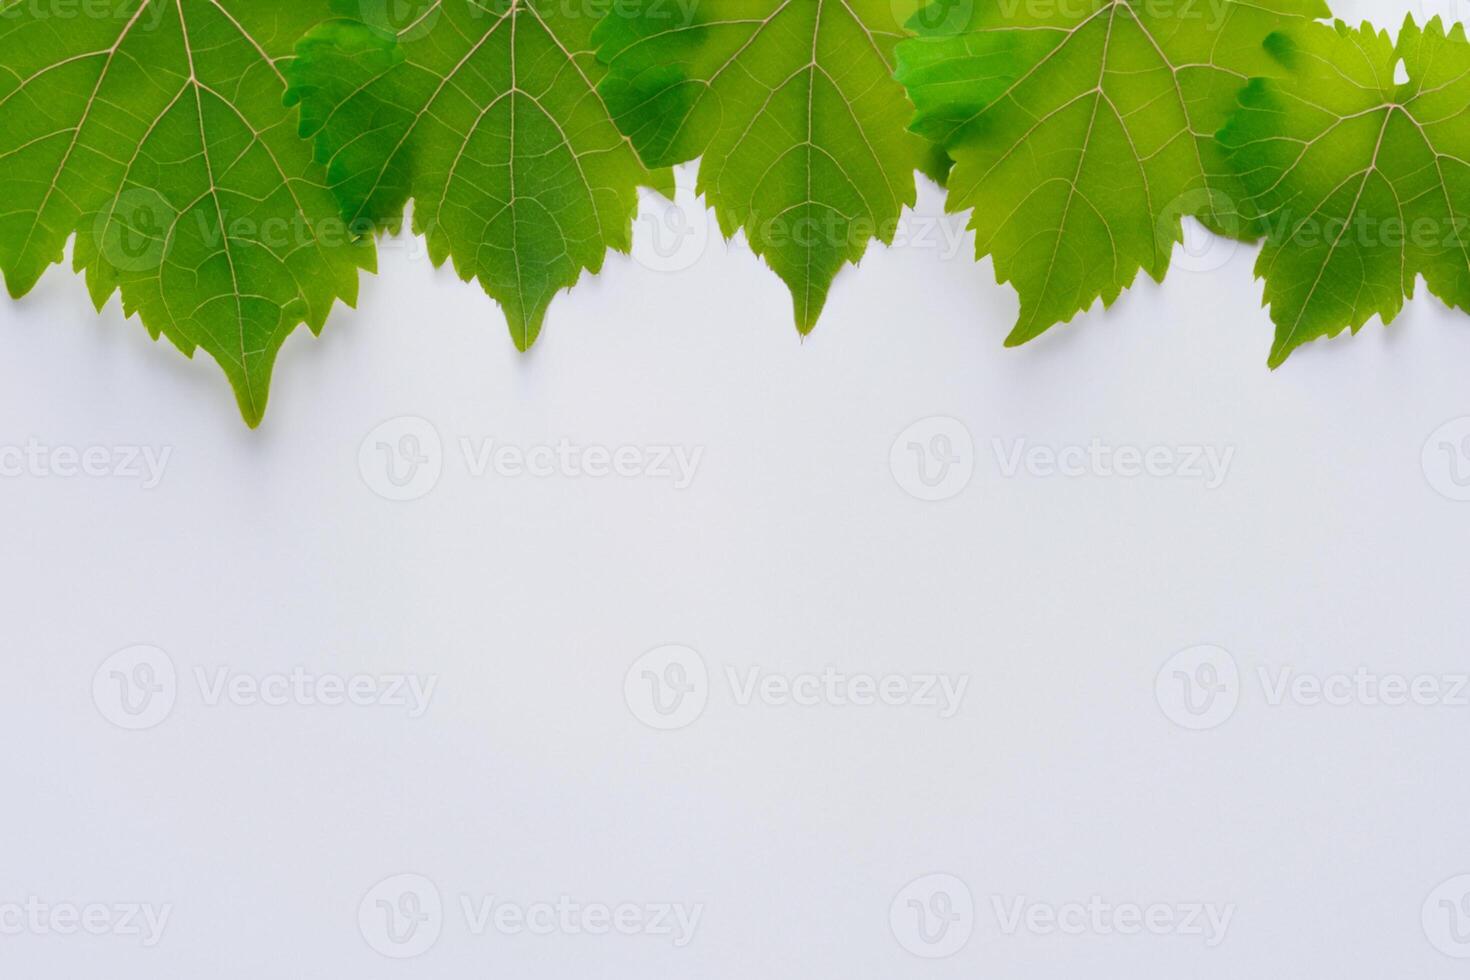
[3,1,1470,974]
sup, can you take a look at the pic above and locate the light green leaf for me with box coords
[1220,17,1470,366]
[0,0,375,426]
[287,0,668,351]
[895,0,1328,346]
[595,0,933,331]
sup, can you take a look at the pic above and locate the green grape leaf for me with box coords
[0,0,375,427]
[895,0,1328,346]
[287,0,668,351]
[1220,17,1470,366]
[595,0,934,331]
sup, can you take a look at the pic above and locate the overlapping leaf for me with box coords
[595,0,936,331]
[8,0,1470,426]
[895,0,1328,346]
[1220,17,1470,365]
[287,0,668,351]
[0,0,374,426]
